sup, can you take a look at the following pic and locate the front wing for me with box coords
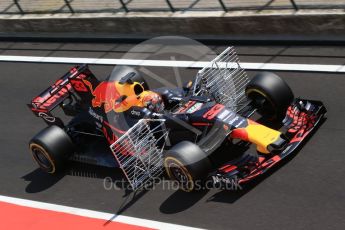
[211,99,327,187]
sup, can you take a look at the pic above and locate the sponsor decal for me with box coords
[38,112,56,123]
[130,110,141,117]
[70,79,88,92]
[225,114,246,128]
[203,104,224,120]
[152,112,163,117]
[186,102,203,114]
[168,97,182,103]
[175,101,196,113]
[32,76,73,110]
[211,176,242,190]
[88,107,103,123]
[217,110,231,120]
[229,116,239,124]
[82,80,123,113]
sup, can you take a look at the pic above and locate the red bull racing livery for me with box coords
[28,47,326,192]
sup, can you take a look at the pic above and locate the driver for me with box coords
[141,91,165,113]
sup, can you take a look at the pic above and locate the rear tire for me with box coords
[164,141,212,192]
[245,72,294,119]
[29,126,75,174]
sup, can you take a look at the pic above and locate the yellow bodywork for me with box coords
[232,120,282,154]
[246,121,282,154]
[113,82,151,113]
[82,78,154,113]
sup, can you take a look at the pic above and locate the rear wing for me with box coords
[28,64,99,126]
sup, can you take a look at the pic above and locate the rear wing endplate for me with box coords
[27,64,98,126]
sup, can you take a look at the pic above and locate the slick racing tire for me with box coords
[29,125,75,174]
[164,141,212,192]
[108,65,149,90]
[245,72,294,119]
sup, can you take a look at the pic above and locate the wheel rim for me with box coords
[32,147,53,172]
[171,164,188,183]
[166,161,194,191]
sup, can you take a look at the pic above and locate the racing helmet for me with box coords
[142,91,165,113]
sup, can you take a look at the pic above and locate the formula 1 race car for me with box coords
[28,47,326,191]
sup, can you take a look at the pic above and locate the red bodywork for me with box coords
[82,80,121,113]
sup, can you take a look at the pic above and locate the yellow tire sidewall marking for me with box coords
[29,143,56,174]
[164,156,195,192]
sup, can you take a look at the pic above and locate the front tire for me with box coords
[246,72,294,119]
[29,125,75,174]
[164,141,212,192]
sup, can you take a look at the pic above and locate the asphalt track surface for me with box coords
[0,42,345,230]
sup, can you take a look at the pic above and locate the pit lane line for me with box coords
[0,55,344,73]
[0,195,204,230]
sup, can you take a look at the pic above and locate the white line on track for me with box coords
[0,195,204,230]
[0,55,344,73]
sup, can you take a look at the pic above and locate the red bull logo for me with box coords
[82,79,152,113]
[82,80,122,113]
